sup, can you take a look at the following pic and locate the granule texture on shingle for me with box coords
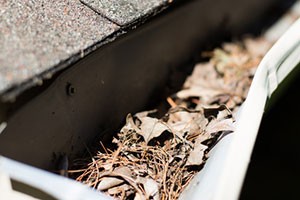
[81,0,169,26]
[0,0,119,93]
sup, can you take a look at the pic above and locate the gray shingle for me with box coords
[81,0,169,26]
[0,0,119,93]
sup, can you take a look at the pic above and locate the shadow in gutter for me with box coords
[240,64,300,199]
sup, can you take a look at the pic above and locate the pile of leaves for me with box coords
[176,37,271,113]
[76,106,234,200]
[75,37,272,200]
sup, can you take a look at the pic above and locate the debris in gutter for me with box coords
[177,37,271,113]
[74,36,272,200]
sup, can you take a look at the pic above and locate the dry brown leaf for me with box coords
[107,184,131,195]
[186,139,208,166]
[177,86,225,102]
[166,110,210,145]
[134,193,145,200]
[244,37,272,57]
[206,118,234,135]
[222,42,243,54]
[112,167,134,181]
[183,63,219,88]
[137,177,160,200]
[97,177,124,191]
[135,109,157,119]
[121,114,141,135]
[138,117,170,144]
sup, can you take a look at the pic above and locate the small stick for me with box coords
[100,141,109,154]
[167,97,177,108]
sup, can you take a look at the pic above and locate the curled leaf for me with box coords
[186,139,208,166]
[138,117,170,144]
[137,177,160,200]
[97,177,124,191]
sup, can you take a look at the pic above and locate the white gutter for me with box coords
[0,156,111,200]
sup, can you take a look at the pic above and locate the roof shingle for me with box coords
[0,0,119,93]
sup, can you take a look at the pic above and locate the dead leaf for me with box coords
[134,193,146,200]
[135,109,157,119]
[176,85,224,101]
[120,114,141,135]
[186,139,208,166]
[137,177,160,200]
[138,117,170,144]
[206,118,234,135]
[112,167,134,181]
[107,184,131,195]
[183,63,219,88]
[244,37,272,57]
[97,177,124,191]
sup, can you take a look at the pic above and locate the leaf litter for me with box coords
[74,37,272,200]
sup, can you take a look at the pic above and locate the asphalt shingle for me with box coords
[0,0,119,93]
[81,0,169,26]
